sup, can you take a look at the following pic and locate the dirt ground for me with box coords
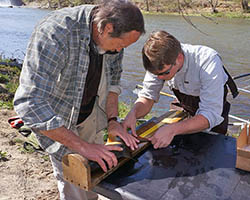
[0,109,111,200]
[0,109,59,200]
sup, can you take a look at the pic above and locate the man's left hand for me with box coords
[148,124,175,149]
[108,120,139,150]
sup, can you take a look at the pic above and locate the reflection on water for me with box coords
[0,7,249,120]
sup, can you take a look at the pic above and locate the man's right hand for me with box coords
[123,97,154,137]
[40,126,123,173]
[78,143,123,172]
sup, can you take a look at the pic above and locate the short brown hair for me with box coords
[142,31,181,73]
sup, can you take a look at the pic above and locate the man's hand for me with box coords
[122,97,154,140]
[122,110,138,138]
[148,114,210,149]
[40,126,123,172]
[108,120,139,151]
[148,124,175,149]
[78,142,123,172]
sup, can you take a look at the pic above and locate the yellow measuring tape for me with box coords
[139,117,182,138]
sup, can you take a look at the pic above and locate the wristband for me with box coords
[108,117,121,123]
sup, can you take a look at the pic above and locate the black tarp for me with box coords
[95,132,250,200]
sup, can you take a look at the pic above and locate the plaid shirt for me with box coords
[14,5,123,160]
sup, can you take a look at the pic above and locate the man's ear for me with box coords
[103,23,114,35]
[176,52,184,65]
[175,52,184,71]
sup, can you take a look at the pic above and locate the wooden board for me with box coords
[62,110,188,191]
[236,124,250,172]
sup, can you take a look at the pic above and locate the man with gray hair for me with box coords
[14,0,145,199]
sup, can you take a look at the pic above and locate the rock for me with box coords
[0,84,8,93]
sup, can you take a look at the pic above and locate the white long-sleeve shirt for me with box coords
[139,43,228,130]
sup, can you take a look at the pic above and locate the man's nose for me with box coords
[157,75,166,80]
[116,47,123,52]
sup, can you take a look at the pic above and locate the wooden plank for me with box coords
[237,125,248,148]
[62,154,91,190]
[237,149,250,159]
[236,124,250,171]
[236,156,250,172]
[62,110,188,190]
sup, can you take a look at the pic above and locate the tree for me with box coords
[241,0,249,13]
[208,0,219,13]
[145,0,149,11]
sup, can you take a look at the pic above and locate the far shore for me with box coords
[9,1,248,19]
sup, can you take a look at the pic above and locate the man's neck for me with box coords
[177,52,185,72]
[92,23,99,46]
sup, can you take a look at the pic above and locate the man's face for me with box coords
[97,24,141,52]
[154,53,183,80]
[154,63,177,80]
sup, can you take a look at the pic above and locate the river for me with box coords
[0,6,249,124]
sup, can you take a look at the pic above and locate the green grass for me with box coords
[0,60,21,109]
[18,144,35,154]
[6,81,19,94]
[0,150,8,161]
[204,12,250,19]
[0,73,10,83]
[118,101,152,121]
[0,100,13,109]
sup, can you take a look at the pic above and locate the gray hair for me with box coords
[93,0,145,37]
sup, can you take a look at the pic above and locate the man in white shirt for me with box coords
[123,30,238,149]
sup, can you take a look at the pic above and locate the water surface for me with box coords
[0,7,249,121]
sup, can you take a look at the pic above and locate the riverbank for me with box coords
[0,62,58,199]
[20,0,250,19]
[0,109,59,200]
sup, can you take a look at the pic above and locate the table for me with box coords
[94,132,250,200]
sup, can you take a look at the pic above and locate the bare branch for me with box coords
[177,0,209,36]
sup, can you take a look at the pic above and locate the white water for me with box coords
[0,0,23,7]
[0,0,11,7]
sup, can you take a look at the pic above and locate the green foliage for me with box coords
[12,138,25,144]
[19,144,35,154]
[0,150,8,161]
[118,101,131,119]
[41,155,50,161]
[205,11,250,18]
[6,80,19,94]
[118,101,151,121]
[0,61,21,109]
[33,0,98,9]
[0,73,10,83]
[0,100,13,109]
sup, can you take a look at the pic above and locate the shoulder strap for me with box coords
[223,66,239,98]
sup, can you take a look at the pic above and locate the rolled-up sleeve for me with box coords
[196,56,227,130]
[139,71,164,102]
[14,22,67,131]
[106,51,124,95]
